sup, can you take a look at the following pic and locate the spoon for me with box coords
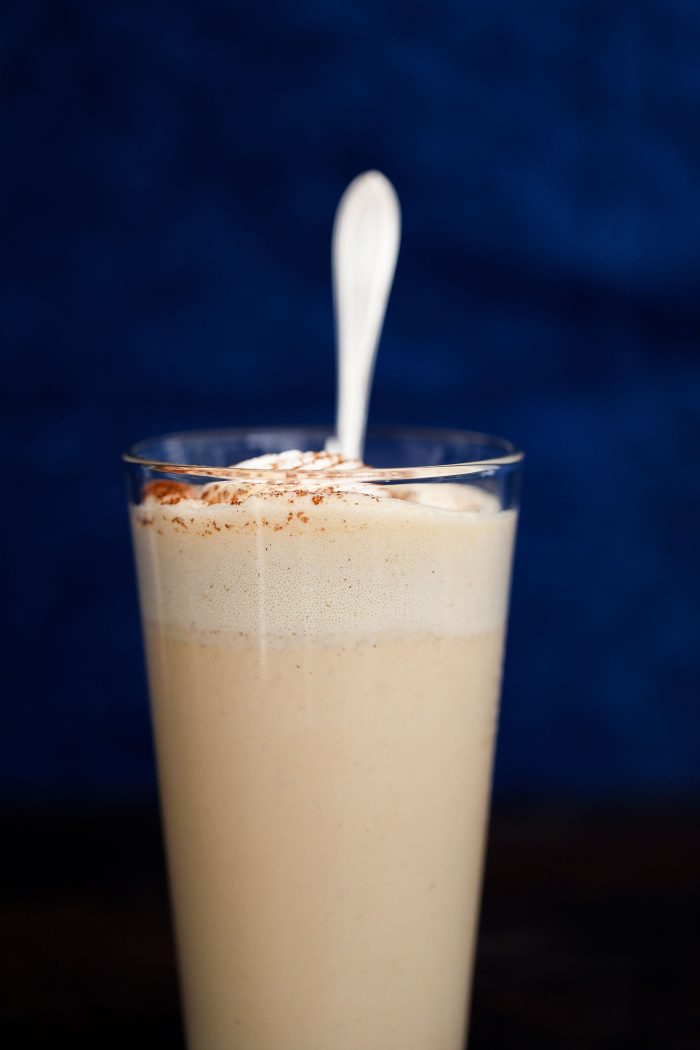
[326,171,401,461]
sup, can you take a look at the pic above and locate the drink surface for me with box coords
[131,469,517,1050]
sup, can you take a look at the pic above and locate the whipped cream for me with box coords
[235,450,363,473]
[197,450,369,506]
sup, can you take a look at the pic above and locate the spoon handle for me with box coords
[330,171,401,461]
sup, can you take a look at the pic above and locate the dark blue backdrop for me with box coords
[4,1,699,801]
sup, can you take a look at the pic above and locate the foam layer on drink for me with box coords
[131,456,516,641]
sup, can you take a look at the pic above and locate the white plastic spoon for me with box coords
[326,171,401,461]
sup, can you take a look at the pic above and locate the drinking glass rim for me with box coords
[123,425,524,483]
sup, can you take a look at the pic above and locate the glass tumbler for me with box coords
[124,427,523,1050]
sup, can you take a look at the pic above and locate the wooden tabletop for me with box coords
[2,804,697,1048]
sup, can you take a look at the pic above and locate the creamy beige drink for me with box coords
[130,453,517,1050]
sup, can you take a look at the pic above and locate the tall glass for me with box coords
[124,427,522,1050]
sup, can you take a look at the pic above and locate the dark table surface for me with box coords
[2,803,698,1048]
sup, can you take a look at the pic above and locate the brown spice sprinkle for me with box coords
[199,482,249,505]
[141,480,195,504]
[139,471,381,526]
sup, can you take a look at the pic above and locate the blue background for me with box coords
[4,1,699,802]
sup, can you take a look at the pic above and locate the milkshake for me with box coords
[129,445,519,1050]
